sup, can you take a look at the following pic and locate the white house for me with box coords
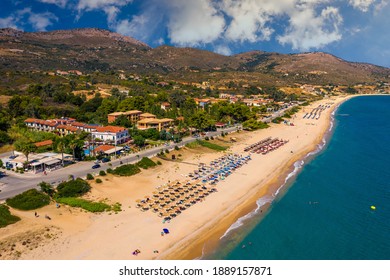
[91,126,129,145]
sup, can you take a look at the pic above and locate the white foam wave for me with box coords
[219,196,273,240]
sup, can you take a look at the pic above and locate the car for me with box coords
[92,164,101,169]
[101,157,111,163]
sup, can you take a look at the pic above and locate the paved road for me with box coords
[0,126,240,200]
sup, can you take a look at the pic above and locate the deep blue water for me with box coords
[207,95,390,260]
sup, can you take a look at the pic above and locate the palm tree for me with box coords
[14,140,36,168]
[55,137,68,167]
[68,134,84,162]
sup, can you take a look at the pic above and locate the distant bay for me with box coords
[206,95,390,260]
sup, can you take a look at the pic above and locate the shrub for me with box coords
[6,189,50,210]
[165,149,169,154]
[112,202,122,213]
[210,136,214,140]
[39,181,55,197]
[0,159,3,168]
[56,178,91,198]
[106,168,113,174]
[86,173,94,180]
[56,197,111,212]
[205,136,210,141]
[111,164,141,176]
[99,170,106,176]
[95,178,102,184]
[136,157,157,169]
[174,145,179,151]
[156,161,162,165]
[0,204,21,228]
[197,140,227,151]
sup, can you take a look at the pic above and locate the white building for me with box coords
[91,126,129,145]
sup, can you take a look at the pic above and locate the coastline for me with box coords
[0,94,354,260]
[159,94,353,260]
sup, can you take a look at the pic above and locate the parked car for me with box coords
[101,157,111,163]
[92,164,101,169]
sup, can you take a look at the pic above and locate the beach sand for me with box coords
[0,95,350,260]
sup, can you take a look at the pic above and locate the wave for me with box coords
[220,196,273,240]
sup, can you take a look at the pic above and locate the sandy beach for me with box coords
[0,95,351,260]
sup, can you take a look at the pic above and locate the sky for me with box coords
[0,0,389,68]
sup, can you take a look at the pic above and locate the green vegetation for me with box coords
[56,178,91,198]
[39,181,55,197]
[6,189,50,210]
[283,106,301,118]
[136,157,157,169]
[242,119,270,130]
[99,170,106,176]
[197,140,227,151]
[272,117,284,124]
[111,164,141,176]
[95,178,102,183]
[86,173,94,180]
[0,204,21,228]
[56,197,111,213]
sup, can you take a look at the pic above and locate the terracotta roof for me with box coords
[140,113,156,118]
[70,122,86,127]
[57,125,79,132]
[94,125,127,133]
[93,144,116,153]
[34,140,53,147]
[108,110,142,117]
[24,118,40,123]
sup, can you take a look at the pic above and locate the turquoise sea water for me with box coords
[206,95,390,260]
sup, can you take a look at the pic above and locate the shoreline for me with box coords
[159,94,353,260]
[1,94,355,260]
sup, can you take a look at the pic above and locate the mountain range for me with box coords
[0,28,389,85]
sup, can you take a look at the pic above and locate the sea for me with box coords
[204,95,390,260]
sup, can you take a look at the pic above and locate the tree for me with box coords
[189,110,215,131]
[0,131,11,146]
[39,181,55,197]
[14,140,37,165]
[133,135,145,147]
[68,134,84,162]
[55,137,68,167]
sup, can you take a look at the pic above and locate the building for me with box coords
[137,118,174,132]
[34,140,53,148]
[93,144,123,156]
[56,125,79,136]
[139,112,156,120]
[107,110,142,123]
[24,118,58,132]
[91,126,129,145]
[160,102,171,111]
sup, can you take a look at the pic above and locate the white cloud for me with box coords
[214,45,232,56]
[28,12,58,31]
[0,16,19,29]
[107,0,345,51]
[38,0,68,8]
[277,6,343,50]
[348,0,376,12]
[76,0,133,23]
[0,8,58,31]
[166,0,226,46]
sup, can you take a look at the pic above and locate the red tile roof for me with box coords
[93,144,116,153]
[34,140,53,147]
[95,126,126,133]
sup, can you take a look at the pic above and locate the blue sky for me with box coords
[1,0,389,67]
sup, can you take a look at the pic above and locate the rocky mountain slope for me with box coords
[0,28,389,85]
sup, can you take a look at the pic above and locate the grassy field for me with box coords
[0,204,21,228]
[56,197,111,213]
[186,140,228,151]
